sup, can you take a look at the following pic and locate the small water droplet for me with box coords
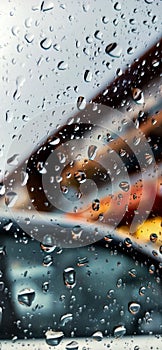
[114,2,121,11]
[77,96,86,110]
[77,256,89,266]
[124,237,132,247]
[128,302,140,315]
[145,153,153,165]
[6,110,13,123]
[18,288,35,307]
[92,199,100,211]
[63,267,76,288]
[94,30,103,40]
[0,184,5,196]
[21,171,29,186]
[57,61,68,70]
[82,1,90,12]
[37,161,47,174]
[92,331,103,341]
[139,286,146,296]
[41,235,56,253]
[88,145,97,160]
[114,325,126,337]
[25,17,32,28]
[105,43,122,57]
[102,16,109,24]
[42,281,49,293]
[84,69,92,82]
[119,181,130,192]
[49,136,60,145]
[45,330,64,346]
[60,313,73,326]
[74,171,86,184]
[5,192,18,208]
[66,340,79,350]
[40,38,52,50]
[132,88,144,104]
[150,233,158,243]
[24,33,34,43]
[71,226,83,240]
[43,255,53,267]
[11,26,20,36]
[41,1,54,11]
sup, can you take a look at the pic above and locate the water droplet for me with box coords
[144,0,153,3]
[0,307,2,325]
[107,289,114,298]
[11,26,20,36]
[82,1,90,12]
[114,2,121,11]
[0,184,5,196]
[92,331,103,341]
[71,226,83,240]
[92,199,100,211]
[57,152,66,164]
[18,288,35,307]
[139,286,146,296]
[63,267,76,289]
[57,61,68,70]
[40,38,52,50]
[41,235,56,253]
[94,30,103,40]
[119,181,130,192]
[150,233,158,243]
[119,149,126,157]
[66,341,79,350]
[21,171,29,186]
[84,69,92,82]
[127,47,134,55]
[22,114,29,122]
[105,43,122,57]
[124,237,132,247]
[49,136,60,145]
[3,222,13,231]
[132,88,144,104]
[149,264,155,274]
[5,192,18,208]
[37,161,47,174]
[60,313,73,326]
[24,33,34,43]
[102,16,109,24]
[145,153,153,165]
[88,145,97,160]
[5,110,13,123]
[77,96,86,110]
[114,325,126,337]
[43,255,53,267]
[42,282,49,293]
[128,302,140,315]
[45,330,64,346]
[25,17,32,28]
[77,257,89,266]
[129,268,137,278]
[74,171,86,184]
[41,1,54,11]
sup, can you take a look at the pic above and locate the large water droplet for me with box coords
[63,267,76,288]
[43,255,53,267]
[94,30,103,40]
[105,43,122,57]
[18,288,35,307]
[114,2,121,11]
[128,302,141,315]
[45,330,64,346]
